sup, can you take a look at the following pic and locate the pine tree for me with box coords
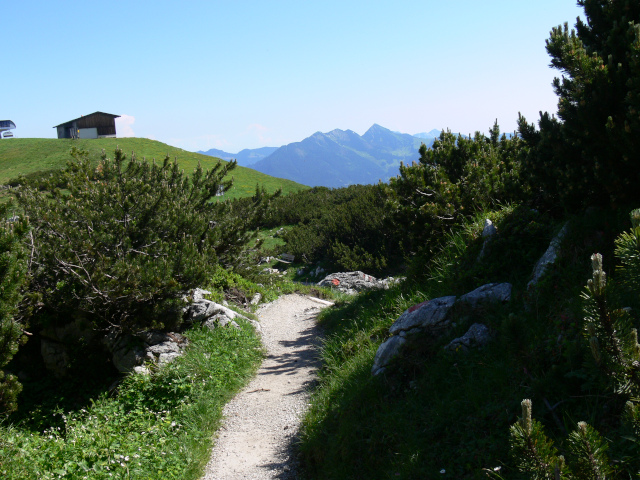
[519,0,640,209]
[0,203,28,414]
[16,147,272,336]
[387,123,523,255]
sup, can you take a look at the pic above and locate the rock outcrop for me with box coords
[183,289,262,334]
[105,331,190,374]
[317,271,403,295]
[528,222,569,289]
[109,288,262,374]
[478,218,497,260]
[371,282,511,376]
[36,287,263,377]
[445,323,492,352]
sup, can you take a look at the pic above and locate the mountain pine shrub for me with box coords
[16,147,265,336]
[519,0,640,210]
[276,184,396,276]
[0,203,28,414]
[387,122,524,257]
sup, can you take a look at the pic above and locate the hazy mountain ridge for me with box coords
[198,146,278,167]
[198,125,447,187]
[250,124,439,188]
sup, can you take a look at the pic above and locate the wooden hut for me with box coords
[54,112,120,139]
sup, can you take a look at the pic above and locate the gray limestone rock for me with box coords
[317,271,380,294]
[146,340,183,367]
[482,219,497,238]
[372,282,514,376]
[147,340,181,356]
[186,299,248,323]
[318,271,404,295]
[203,314,241,330]
[457,283,512,308]
[137,330,187,347]
[192,288,212,302]
[528,222,569,289]
[109,335,147,373]
[478,219,498,261]
[371,335,407,376]
[250,293,262,305]
[108,331,188,373]
[445,323,492,352]
[389,296,457,335]
[247,318,262,334]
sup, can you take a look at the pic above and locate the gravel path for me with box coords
[201,294,332,480]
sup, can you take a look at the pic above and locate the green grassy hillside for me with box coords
[0,138,307,199]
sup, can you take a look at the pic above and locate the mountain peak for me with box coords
[413,129,442,140]
[251,124,424,188]
[365,123,390,134]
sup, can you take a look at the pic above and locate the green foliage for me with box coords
[16,147,264,336]
[614,208,640,296]
[509,400,566,479]
[387,122,524,257]
[0,320,262,479]
[204,263,271,306]
[582,253,640,394]
[299,203,578,479]
[0,204,28,414]
[519,1,640,209]
[420,205,553,292]
[509,400,613,480]
[265,184,397,276]
[509,208,640,478]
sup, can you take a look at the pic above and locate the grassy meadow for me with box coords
[0,138,307,199]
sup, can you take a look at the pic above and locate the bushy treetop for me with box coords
[520,0,640,209]
[16,147,254,334]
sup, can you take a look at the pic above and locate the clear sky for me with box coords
[4,1,584,153]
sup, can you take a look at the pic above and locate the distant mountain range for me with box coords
[197,146,278,167]
[198,125,446,188]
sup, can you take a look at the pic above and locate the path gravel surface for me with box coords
[201,294,332,480]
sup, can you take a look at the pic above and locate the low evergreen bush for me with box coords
[518,1,640,210]
[386,122,524,258]
[269,184,397,276]
[16,147,269,337]
[0,203,28,414]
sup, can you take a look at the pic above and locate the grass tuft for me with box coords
[0,321,262,479]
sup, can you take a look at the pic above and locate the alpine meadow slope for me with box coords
[0,138,307,199]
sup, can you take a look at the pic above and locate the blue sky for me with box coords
[4,1,584,153]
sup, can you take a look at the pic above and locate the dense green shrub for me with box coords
[276,184,397,276]
[386,122,524,257]
[519,0,640,210]
[16,147,260,336]
[260,186,335,228]
[0,204,28,414]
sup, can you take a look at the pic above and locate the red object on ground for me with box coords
[332,279,340,286]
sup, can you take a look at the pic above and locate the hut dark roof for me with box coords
[54,112,120,128]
